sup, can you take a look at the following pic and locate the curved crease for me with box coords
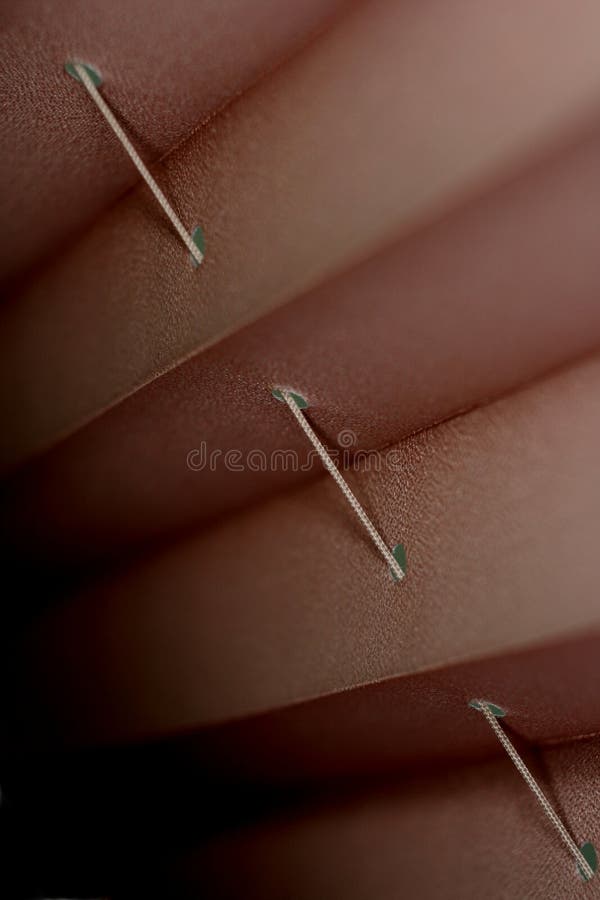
[4,0,600,469]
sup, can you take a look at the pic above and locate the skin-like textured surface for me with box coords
[4,0,600,467]
[3,4,600,896]
[3,708,598,897]
[6,627,600,761]
[161,739,600,899]
[7,353,600,745]
[0,0,350,281]
[4,119,600,568]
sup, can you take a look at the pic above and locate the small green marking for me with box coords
[469,699,507,718]
[64,61,102,87]
[272,388,308,409]
[578,842,597,881]
[391,543,407,581]
[191,226,205,266]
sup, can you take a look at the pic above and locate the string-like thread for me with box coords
[279,389,404,581]
[475,701,595,881]
[71,62,204,265]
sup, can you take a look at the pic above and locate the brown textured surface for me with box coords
[145,632,600,786]
[4,5,600,897]
[168,738,600,899]
[5,119,600,568]
[0,0,349,282]
[7,353,600,745]
[5,0,600,468]
[3,704,598,898]
[9,625,600,765]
